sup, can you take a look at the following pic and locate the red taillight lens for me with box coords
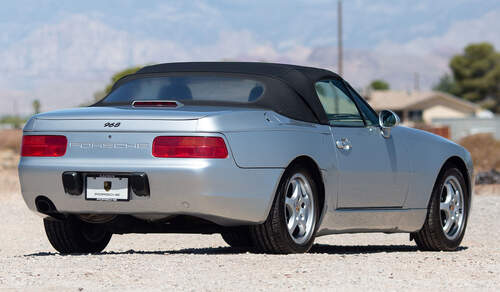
[152,136,228,158]
[21,135,67,157]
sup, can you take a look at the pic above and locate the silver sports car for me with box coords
[18,62,473,254]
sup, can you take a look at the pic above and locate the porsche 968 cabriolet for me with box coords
[19,62,473,254]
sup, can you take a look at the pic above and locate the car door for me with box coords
[315,79,410,208]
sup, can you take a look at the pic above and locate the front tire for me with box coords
[250,165,319,254]
[44,216,112,254]
[411,167,469,251]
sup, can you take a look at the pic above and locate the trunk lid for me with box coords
[27,106,229,132]
[34,106,215,120]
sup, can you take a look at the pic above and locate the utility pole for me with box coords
[414,72,420,92]
[13,100,18,116]
[338,0,343,76]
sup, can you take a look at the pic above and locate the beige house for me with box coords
[365,90,483,125]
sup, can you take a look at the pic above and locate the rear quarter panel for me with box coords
[198,110,338,226]
[197,111,335,170]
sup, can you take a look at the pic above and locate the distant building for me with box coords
[365,90,484,126]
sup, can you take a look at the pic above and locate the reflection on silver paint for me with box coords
[19,105,474,235]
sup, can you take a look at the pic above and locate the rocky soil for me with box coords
[0,182,498,291]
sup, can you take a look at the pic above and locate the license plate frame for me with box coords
[85,174,130,201]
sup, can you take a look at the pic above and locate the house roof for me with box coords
[366,90,480,112]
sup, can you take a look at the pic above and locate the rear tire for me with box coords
[220,227,253,249]
[250,165,319,254]
[44,216,112,254]
[411,167,469,251]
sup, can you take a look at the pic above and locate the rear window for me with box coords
[101,76,265,104]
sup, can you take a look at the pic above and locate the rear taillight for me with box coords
[152,136,228,159]
[21,135,67,157]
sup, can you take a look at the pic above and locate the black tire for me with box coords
[249,165,320,254]
[411,167,470,251]
[220,227,253,249]
[44,216,112,254]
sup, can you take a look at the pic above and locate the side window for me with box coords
[345,84,379,126]
[314,79,364,127]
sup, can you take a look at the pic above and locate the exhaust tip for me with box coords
[35,196,56,214]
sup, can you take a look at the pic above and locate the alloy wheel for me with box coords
[284,173,316,245]
[439,175,466,240]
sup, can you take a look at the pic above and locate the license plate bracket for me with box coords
[85,175,129,201]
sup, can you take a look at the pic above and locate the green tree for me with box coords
[0,115,26,129]
[450,42,500,112]
[370,79,390,90]
[433,73,459,94]
[93,66,142,102]
[32,99,41,114]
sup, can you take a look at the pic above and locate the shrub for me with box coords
[459,133,500,172]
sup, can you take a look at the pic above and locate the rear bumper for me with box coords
[19,157,283,226]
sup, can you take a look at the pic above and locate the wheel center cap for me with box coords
[296,204,301,212]
[450,205,455,211]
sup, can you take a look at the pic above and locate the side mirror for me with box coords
[378,110,400,138]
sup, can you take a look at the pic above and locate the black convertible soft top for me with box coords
[111,62,342,124]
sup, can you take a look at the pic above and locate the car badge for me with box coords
[104,122,121,128]
[104,181,112,192]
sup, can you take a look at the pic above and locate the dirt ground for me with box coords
[0,166,499,291]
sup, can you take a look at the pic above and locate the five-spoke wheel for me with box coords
[411,166,469,251]
[439,176,465,240]
[284,173,315,245]
[249,165,319,253]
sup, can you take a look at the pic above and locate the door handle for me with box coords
[336,138,352,151]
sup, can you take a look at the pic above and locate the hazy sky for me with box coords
[1,0,499,114]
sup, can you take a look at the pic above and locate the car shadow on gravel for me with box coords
[310,244,468,254]
[24,245,468,257]
[24,247,248,257]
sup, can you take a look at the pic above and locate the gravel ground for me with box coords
[0,189,499,291]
